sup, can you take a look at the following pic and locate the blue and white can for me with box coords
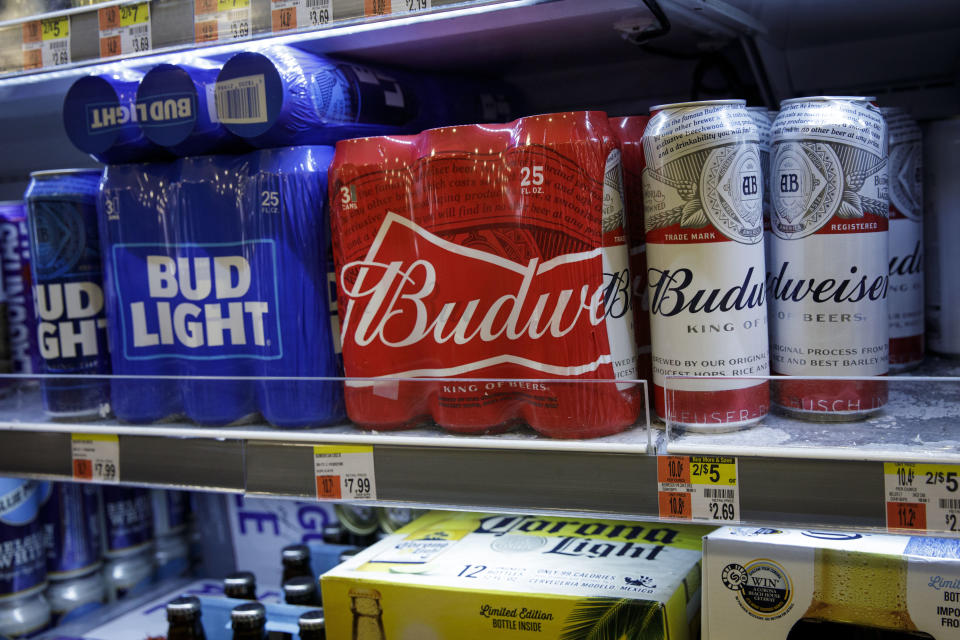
[24,169,111,419]
[46,568,105,626]
[151,490,188,539]
[0,479,49,601]
[40,483,102,579]
[101,487,152,558]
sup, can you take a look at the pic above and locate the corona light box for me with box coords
[321,511,713,639]
[702,527,960,639]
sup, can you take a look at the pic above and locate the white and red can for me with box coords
[747,106,775,273]
[641,99,769,431]
[880,107,924,371]
[611,116,654,387]
[769,96,889,420]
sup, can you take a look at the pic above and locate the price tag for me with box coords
[98,3,151,58]
[195,0,251,43]
[271,0,332,32]
[71,434,120,483]
[885,462,960,533]
[22,17,70,70]
[364,0,431,17]
[658,455,739,523]
[313,445,376,501]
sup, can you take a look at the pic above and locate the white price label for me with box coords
[313,445,376,501]
[364,0,430,17]
[271,0,332,32]
[21,18,70,70]
[195,0,251,43]
[72,434,120,483]
[658,455,740,522]
[885,462,960,533]
[98,3,151,58]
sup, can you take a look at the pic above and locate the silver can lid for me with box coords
[231,601,266,627]
[283,576,318,597]
[167,595,202,621]
[298,610,325,630]
[779,96,870,106]
[650,99,746,112]
[281,544,310,564]
[29,169,103,179]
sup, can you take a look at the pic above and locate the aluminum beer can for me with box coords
[746,107,775,271]
[641,99,770,430]
[769,96,889,420]
[40,483,102,579]
[103,548,154,601]
[0,480,49,602]
[46,568,105,625]
[101,487,152,558]
[923,117,960,357]
[0,202,40,378]
[880,107,924,371]
[0,592,50,638]
[24,169,111,419]
[150,490,188,539]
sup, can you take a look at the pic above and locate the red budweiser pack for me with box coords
[610,116,654,386]
[330,111,643,438]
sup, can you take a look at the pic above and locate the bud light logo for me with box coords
[36,282,108,360]
[111,241,282,360]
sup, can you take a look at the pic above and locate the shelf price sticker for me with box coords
[22,17,70,71]
[364,0,431,17]
[71,434,120,483]
[98,3,151,58]
[195,0,251,43]
[884,462,960,533]
[313,445,376,501]
[271,0,332,32]
[658,455,739,523]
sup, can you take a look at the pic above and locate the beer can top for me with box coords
[298,610,324,630]
[29,169,103,180]
[649,99,745,112]
[779,95,871,106]
[231,601,266,627]
[167,595,202,621]
[283,576,318,597]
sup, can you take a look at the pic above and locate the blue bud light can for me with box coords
[0,479,49,601]
[40,483,102,579]
[98,162,180,424]
[0,202,40,379]
[25,169,111,419]
[62,69,166,165]
[100,487,152,558]
[136,60,245,157]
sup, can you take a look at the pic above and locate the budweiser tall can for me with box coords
[747,107,775,272]
[641,100,769,430]
[769,96,889,420]
[923,117,960,357]
[611,116,654,387]
[881,107,924,371]
[331,111,642,439]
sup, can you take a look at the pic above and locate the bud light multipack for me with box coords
[322,511,713,640]
[25,169,112,419]
[99,146,344,427]
[330,111,643,439]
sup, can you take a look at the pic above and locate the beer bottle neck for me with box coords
[167,621,205,640]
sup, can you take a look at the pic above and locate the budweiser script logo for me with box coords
[338,213,631,378]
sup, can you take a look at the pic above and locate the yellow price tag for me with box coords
[690,455,737,486]
[41,17,69,41]
[313,445,376,500]
[119,3,150,26]
[217,0,251,11]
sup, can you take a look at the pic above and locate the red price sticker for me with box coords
[71,434,120,483]
[313,445,376,501]
[657,455,739,522]
[884,462,959,533]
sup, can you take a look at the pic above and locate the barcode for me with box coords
[703,488,735,500]
[129,25,149,35]
[939,499,960,509]
[306,0,328,6]
[48,40,68,49]
[215,74,267,124]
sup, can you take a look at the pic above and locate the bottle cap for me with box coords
[283,576,317,597]
[224,571,256,597]
[281,544,310,564]
[167,595,202,621]
[231,601,266,629]
[298,610,325,631]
